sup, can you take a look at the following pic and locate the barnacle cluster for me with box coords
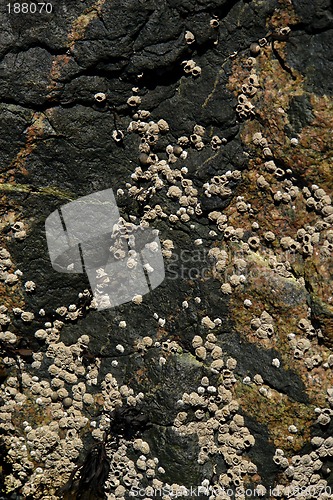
[181,59,202,77]
[175,364,260,493]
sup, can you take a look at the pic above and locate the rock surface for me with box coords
[0,0,333,499]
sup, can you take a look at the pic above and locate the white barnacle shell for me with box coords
[24,281,36,292]
[296,337,311,351]
[21,311,34,322]
[5,274,19,285]
[192,335,203,348]
[253,374,263,385]
[146,241,159,253]
[279,26,291,36]
[127,95,142,107]
[191,66,201,77]
[62,371,78,384]
[34,329,47,340]
[94,92,106,102]
[210,359,224,372]
[159,356,166,366]
[178,136,189,146]
[195,409,205,419]
[182,59,196,73]
[255,485,267,497]
[48,364,60,376]
[236,200,248,213]
[248,74,259,87]
[0,330,14,343]
[167,186,182,198]
[257,175,269,189]
[78,334,90,345]
[259,386,268,397]
[207,385,216,394]
[210,17,219,28]
[317,412,331,425]
[132,294,143,305]
[112,129,124,142]
[207,333,217,343]
[252,132,262,145]
[14,229,27,240]
[162,239,174,250]
[83,393,94,405]
[221,283,232,294]
[142,336,153,348]
[127,257,138,269]
[56,306,67,317]
[0,248,11,260]
[211,346,223,359]
[157,119,169,133]
[201,316,215,329]
[248,236,260,249]
[195,346,207,360]
[198,377,208,388]
[146,468,155,478]
[138,440,150,455]
[226,357,237,370]
[204,340,215,351]
[185,30,195,44]
[169,214,179,223]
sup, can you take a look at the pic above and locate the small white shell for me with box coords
[94,92,106,102]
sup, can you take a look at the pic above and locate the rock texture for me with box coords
[0,0,333,499]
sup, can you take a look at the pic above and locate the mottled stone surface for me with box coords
[0,0,333,499]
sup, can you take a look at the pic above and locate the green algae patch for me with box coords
[235,382,315,453]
